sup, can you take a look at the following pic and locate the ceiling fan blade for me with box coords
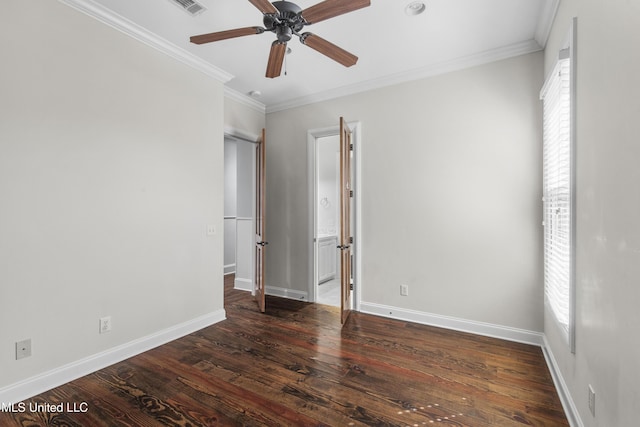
[301,33,358,67]
[190,27,263,44]
[248,0,278,15]
[302,0,370,25]
[266,41,287,78]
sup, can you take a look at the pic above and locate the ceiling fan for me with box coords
[190,0,371,78]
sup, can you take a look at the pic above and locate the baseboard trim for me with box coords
[360,302,544,346]
[224,264,236,275]
[234,277,253,292]
[541,335,584,427]
[266,286,308,301]
[0,309,226,404]
[231,284,309,301]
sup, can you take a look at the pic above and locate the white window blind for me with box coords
[541,52,572,341]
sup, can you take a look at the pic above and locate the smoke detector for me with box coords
[405,1,426,16]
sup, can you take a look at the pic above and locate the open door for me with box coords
[255,128,267,313]
[339,118,353,324]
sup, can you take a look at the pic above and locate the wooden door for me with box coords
[255,128,267,313]
[339,118,353,324]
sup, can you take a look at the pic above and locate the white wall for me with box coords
[266,52,544,333]
[544,1,640,426]
[0,0,225,393]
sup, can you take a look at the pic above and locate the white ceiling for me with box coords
[63,0,558,112]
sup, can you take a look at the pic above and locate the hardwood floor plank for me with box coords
[0,275,569,426]
[149,324,409,425]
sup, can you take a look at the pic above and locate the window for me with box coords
[540,20,576,351]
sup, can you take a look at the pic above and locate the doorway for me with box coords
[223,133,257,295]
[307,122,361,311]
[315,134,341,306]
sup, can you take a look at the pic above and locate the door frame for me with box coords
[255,128,266,312]
[307,121,362,311]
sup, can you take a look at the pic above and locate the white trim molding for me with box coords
[234,277,253,292]
[267,40,542,113]
[224,127,260,144]
[224,87,266,114]
[266,286,309,301]
[360,302,544,346]
[541,335,584,427]
[0,309,226,405]
[58,0,559,115]
[58,0,233,83]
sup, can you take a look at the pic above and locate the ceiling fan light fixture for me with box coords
[405,1,426,16]
[276,25,293,42]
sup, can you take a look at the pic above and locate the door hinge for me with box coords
[349,143,353,151]
[350,190,353,198]
[349,236,353,244]
[350,282,354,291]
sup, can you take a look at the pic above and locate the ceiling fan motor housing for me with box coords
[264,1,306,42]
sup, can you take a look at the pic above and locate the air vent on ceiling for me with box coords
[169,0,207,16]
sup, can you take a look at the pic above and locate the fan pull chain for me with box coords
[284,51,288,76]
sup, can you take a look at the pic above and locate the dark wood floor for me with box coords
[2,275,568,426]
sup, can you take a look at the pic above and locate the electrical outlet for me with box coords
[207,225,216,236]
[16,339,32,360]
[99,316,112,334]
[588,384,596,416]
[400,284,409,296]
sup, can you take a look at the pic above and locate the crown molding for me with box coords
[224,87,266,114]
[58,0,553,116]
[535,0,561,48]
[266,39,543,113]
[224,126,260,143]
[58,0,233,83]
